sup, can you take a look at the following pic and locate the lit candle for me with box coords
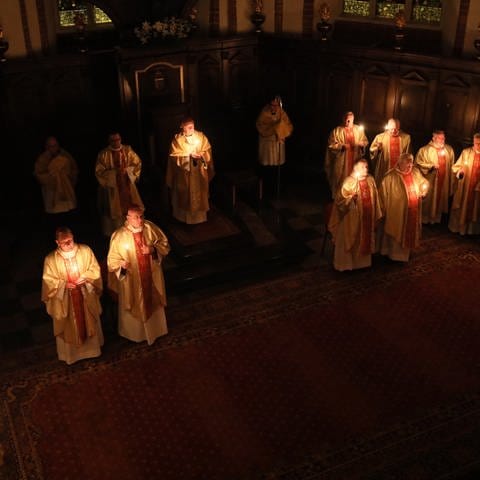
[354,171,360,189]
[71,261,78,275]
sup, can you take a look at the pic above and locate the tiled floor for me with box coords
[0,168,331,355]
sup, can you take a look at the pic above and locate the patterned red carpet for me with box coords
[1,229,480,479]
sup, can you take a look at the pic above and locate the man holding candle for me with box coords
[370,118,411,186]
[167,117,214,224]
[379,153,429,262]
[328,159,382,271]
[42,227,104,364]
[448,133,480,235]
[415,130,455,224]
[325,111,369,198]
[107,205,170,345]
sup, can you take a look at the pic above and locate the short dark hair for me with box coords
[180,117,195,127]
[126,204,145,215]
[55,226,73,240]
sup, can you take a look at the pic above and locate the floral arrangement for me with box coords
[394,10,406,28]
[134,17,193,44]
[318,2,331,23]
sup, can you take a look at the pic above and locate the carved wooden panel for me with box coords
[258,60,293,104]
[151,103,190,169]
[197,52,222,119]
[393,69,436,146]
[226,48,258,110]
[434,74,474,144]
[324,62,356,129]
[135,62,185,109]
[5,73,46,129]
[358,65,393,132]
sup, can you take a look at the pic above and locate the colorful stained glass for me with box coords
[376,1,405,19]
[412,4,441,23]
[59,8,88,27]
[94,7,112,24]
[343,0,370,17]
[58,1,112,27]
[342,1,442,24]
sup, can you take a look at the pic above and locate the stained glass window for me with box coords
[376,1,405,19]
[343,1,442,24]
[57,1,112,28]
[343,0,370,17]
[412,1,442,23]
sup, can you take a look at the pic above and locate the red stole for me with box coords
[344,128,355,178]
[389,136,400,169]
[401,172,419,249]
[358,178,373,255]
[133,231,153,320]
[63,256,87,344]
[113,148,133,215]
[466,153,480,223]
[435,148,447,211]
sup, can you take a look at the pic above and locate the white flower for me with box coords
[134,17,193,43]
[153,21,164,33]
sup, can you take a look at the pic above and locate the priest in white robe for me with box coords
[42,227,103,364]
[107,205,170,345]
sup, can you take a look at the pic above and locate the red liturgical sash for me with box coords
[64,256,87,344]
[466,153,480,223]
[389,136,400,169]
[402,173,419,249]
[435,149,447,211]
[133,231,153,320]
[358,179,373,255]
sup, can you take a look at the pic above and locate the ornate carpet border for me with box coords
[1,232,479,479]
[269,394,480,479]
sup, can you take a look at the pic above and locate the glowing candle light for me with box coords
[354,171,360,187]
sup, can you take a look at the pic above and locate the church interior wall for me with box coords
[2,0,480,211]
